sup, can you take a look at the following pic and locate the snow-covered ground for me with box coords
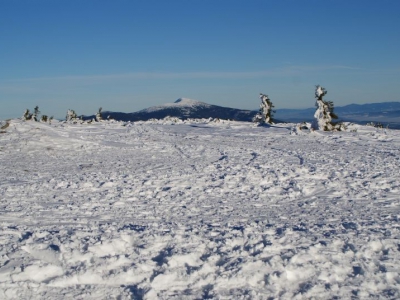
[0,119,399,299]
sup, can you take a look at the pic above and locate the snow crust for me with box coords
[1,119,400,299]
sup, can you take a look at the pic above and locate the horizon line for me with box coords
[1,65,361,83]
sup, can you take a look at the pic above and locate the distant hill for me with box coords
[92,98,258,122]
[84,98,400,129]
[275,102,400,128]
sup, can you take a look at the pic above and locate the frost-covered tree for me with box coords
[32,106,40,121]
[23,106,52,123]
[311,85,344,131]
[253,93,274,124]
[23,107,39,121]
[96,107,103,122]
[23,109,33,121]
[66,109,78,122]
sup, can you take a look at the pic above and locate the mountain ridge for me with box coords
[99,98,257,122]
[275,101,400,124]
[86,98,400,128]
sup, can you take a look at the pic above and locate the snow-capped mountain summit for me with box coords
[139,98,211,114]
[174,97,209,106]
[99,98,256,122]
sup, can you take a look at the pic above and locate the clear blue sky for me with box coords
[1,0,399,119]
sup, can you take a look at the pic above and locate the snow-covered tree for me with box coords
[32,106,40,121]
[253,93,274,124]
[311,85,344,131]
[66,109,78,122]
[96,107,103,122]
[23,109,32,121]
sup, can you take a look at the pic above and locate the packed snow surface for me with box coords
[1,119,400,299]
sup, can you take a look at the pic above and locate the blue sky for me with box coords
[1,0,399,119]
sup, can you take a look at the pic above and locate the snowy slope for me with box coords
[1,119,400,299]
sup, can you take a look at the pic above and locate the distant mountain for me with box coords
[84,99,400,129]
[274,108,316,123]
[275,102,400,128]
[97,98,258,122]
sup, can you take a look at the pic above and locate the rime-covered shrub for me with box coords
[253,93,274,125]
[23,109,33,121]
[311,85,345,131]
[32,106,40,121]
[23,106,40,121]
[66,109,79,122]
[96,107,103,122]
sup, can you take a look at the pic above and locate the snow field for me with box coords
[0,119,400,299]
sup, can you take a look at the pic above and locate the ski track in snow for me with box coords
[0,119,400,299]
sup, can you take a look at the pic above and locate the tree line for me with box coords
[23,85,345,131]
